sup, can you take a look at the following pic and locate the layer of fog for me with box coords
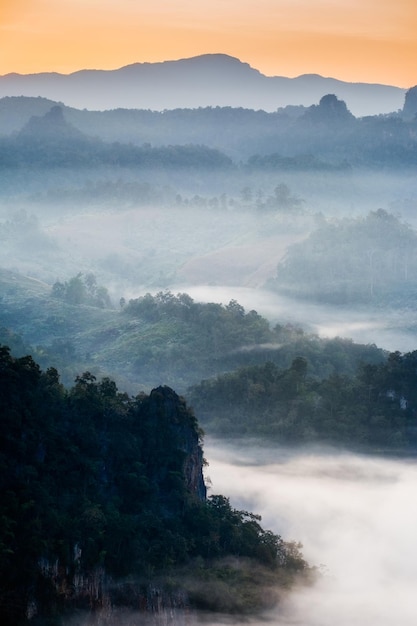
[1,167,417,356]
[2,167,417,289]
[171,284,417,353]
[3,203,417,353]
[204,439,417,625]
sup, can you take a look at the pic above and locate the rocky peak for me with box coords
[148,386,207,501]
[301,93,355,124]
[17,104,87,141]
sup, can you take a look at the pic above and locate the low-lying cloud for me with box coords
[204,440,417,625]
[174,284,417,353]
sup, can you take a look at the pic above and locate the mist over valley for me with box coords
[206,440,417,626]
[2,66,417,624]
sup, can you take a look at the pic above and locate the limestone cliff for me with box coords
[147,385,207,502]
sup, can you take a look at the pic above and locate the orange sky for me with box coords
[1,0,416,86]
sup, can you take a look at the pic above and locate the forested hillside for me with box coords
[0,105,233,170]
[270,210,417,305]
[1,96,417,167]
[0,347,308,624]
[0,274,386,391]
[189,352,417,451]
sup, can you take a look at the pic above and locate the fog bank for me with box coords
[205,440,417,625]
[173,284,417,353]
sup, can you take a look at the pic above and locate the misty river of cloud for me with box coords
[204,440,417,625]
[170,284,417,354]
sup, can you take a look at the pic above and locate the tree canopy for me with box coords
[189,351,417,451]
[271,210,417,305]
[0,346,306,624]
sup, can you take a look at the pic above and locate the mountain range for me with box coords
[0,53,408,117]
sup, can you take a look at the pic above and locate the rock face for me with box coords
[402,86,417,121]
[147,385,207,502]
[34,560,191,624]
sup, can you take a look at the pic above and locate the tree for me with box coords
[65,273,87,305]
[273,183,303,211]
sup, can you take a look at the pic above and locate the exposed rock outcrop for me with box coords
[147,386,206,502]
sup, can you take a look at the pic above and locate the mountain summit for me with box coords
[17,104,86,141]
[0,54,406,116]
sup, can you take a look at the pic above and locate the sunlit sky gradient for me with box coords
[1,0,416,86]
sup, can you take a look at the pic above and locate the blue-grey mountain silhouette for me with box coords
[0,54,405,117]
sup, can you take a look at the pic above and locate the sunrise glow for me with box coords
[0,0,416,86]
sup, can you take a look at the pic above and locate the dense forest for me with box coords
[270,210,417,305]
[0,96,417,171]
[189,351,417,451]
[0,274,386,391]
[0,346,308,625]
[4,276,416,453]
[0,105,233,170]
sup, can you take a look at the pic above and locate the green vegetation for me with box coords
[121,292,272,384]
[189,352,417,451]
[0,106,233,171]
[2,94,417,622]
[2,98,417,168]
[51,272,111,308]
[0,347,307,624]
[0,271,386,391]
[270,210,417,305]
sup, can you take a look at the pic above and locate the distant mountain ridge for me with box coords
[1,96,417,168]
[0,53,407,117]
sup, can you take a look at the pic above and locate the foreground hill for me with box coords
[0,347,308,624]
[0,54,405,116]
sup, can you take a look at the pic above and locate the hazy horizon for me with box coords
[0,52,408,88]
[1,0,416,87]
[0,55,407,117]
